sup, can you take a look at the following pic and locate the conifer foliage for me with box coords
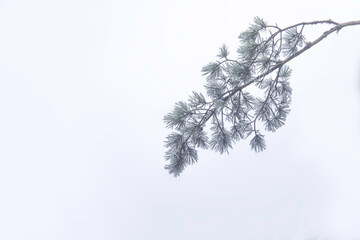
[164,17,360,177]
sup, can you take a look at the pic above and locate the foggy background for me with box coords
[0,0,360,239]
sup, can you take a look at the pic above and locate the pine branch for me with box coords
[164,18,360,177]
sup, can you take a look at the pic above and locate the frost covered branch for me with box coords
[163,17,360,177]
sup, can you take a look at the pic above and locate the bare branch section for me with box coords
[164,17,360,177]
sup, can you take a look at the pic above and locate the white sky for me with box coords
[0,0,360,239]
